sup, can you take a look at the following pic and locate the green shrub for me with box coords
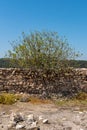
[6,31,79,69]
[0,93,17,105]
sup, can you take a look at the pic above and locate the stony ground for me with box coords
[0,101,87,130]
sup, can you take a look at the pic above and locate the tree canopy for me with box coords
[6,31,79,69]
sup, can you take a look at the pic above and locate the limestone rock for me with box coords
[14,114,24,123]
[27,114,34,122]
[20,95,30,102]
[16,124,25,129]
[43,119,48,124]
[38,116,43,121]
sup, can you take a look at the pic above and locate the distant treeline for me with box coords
[69,60,87,68]
[0,58,87,68]
[0,58,12,68]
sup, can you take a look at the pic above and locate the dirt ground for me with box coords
[0,101,87,130]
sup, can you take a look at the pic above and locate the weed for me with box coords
[0,93,17,105]
[75,92,87,100]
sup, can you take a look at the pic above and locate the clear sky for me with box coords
[0,0,87,60]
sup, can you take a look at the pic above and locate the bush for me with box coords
[0,93,17,105]
[6,31,79,70]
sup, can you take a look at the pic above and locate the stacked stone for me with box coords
[0,68,87,96]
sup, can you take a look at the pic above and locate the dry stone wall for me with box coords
[0,68,87,96]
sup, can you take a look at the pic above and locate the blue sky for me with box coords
[0,0,87,60]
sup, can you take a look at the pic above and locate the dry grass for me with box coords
[0,92,87,106]
[55,92,87,107]
[0,93,52,105]
[55,99,87,107]
[75,92,87,100]
[28,96,52,104]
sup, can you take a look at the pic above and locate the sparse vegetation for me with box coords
[28,96,52,104]
[0,93,18,105]
[75,92,87,100]
[55,98,87,107]
[0,93,52,105]
[55,92,87,107]
[0,92,87,106]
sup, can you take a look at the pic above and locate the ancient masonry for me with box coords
[0,68,87,96]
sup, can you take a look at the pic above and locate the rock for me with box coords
[27,114,34,122]
[31,121,37,128]
[20,95,30,102]
[10,112,16,121]
[79,111,83,114]
[41,91,48,99]
[62,117,67,121]
[43,119,48,124]
[25,124,39,130]
[13,113,24,123]
[28,127,40,130]
[8,121,16,129]
[73,115,81,125]
[1,111,6,115]
[16,124,25,129]
[38,116,43,121]
[39,116,48,124]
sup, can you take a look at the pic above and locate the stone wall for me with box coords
[0,68,87,96]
